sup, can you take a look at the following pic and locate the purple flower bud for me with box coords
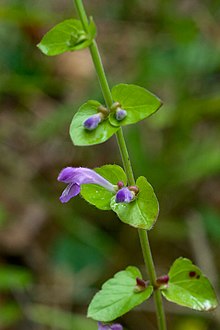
[155,274,169,289]
[117,181,124,189]
[83,113,102,130]
[136,277,148,288]
[115,187,135,203]
[156,275,169,286]
[58,167,116,203]
[98,322,123,330]
[115,108,127,121]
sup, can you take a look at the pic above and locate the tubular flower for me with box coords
[58,167,116,203]
[115,187,135,203]
[115,108,127,121]
[98,322,123,330]
[83,113,102,130]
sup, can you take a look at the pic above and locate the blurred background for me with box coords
[0,0,220,329]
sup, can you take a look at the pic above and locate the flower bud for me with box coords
[98,322,123,330]
[83,113,102,131]
[134,277,149,293]
[115,108,127,121]
[156,275,169,285]
[115,187,135,203]
[117,181,124,189]
[155,275,169,289]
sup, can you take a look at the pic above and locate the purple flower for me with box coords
[115,187,135,203]
[115,108,127,121]
[83,113,102,130]
[58,167,116,203]
[98,322,123,330]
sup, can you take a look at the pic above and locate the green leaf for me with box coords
[0,303,22,328]
[87,266,153,322]
[37,18,96,56]
[109,84,162,127]
[70,100,119,146]
[81,165,127,210]
[0,266,33,291]
[110,176,159,229]
[161,258,218,311]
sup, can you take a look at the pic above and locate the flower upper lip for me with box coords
[58,167,116,203]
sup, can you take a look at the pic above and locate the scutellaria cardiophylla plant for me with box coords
[38,1,218,329]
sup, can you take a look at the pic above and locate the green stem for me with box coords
[89,42,113,108]
[74,0,89,32]
[74,1,167,329]
[115,128,135,186]
[138,229,167,330]
[74,0,112,108]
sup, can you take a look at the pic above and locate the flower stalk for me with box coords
[73,0,167,329]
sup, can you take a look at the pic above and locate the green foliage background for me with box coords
[0,0,220,329]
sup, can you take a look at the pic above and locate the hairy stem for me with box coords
[74,1,167,329]
[115,128,135,186]
[138,229,167,330]
[74,0,112,108]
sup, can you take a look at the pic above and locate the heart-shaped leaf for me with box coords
[87,266,153,322]
[70,100,119,146]
[37,18,96,56]
[109,84,162,127]
[110,176,159,229]
[81,165,127,210]
[161,258,218,311]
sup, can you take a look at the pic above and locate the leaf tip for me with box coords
[86,309,91,318]
[158,98,163,109]
[87,305,97,320]
[202,299,218,311]
[36,42,42,51]
[36,42,49,56]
